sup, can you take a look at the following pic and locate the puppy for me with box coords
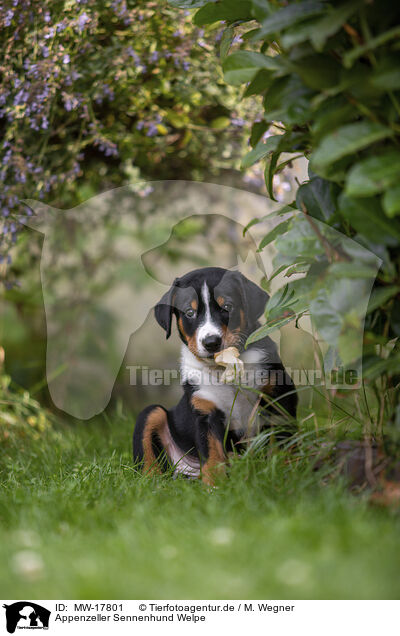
[133,267,297,484]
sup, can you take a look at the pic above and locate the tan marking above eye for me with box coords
[191,299,198,311]
[216,296,225,308]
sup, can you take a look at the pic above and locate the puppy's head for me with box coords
[155,267,269,359]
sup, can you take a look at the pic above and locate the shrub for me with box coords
[0,0,257,279]
[170,0,400,448]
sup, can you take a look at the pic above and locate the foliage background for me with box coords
[169,0,400,457]
[0,0,263,272]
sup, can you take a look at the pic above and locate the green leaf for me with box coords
[346,151,400,197]
[257,219,292,252]
[328,262,378,279]
[367,286,400,314]
[250,0,273,22]
[310,0,363,51]
[296,176,336,222]
[310,121,394,172]
[220,26,235,60]
[240,134,281,169]
[292,55,340,90]
[263,75,314,125]
[210,116,231,129]
[363,353,400,380]
[223,50,280,85]
[312,97,356,139]
[243,204,296,235]
[249,1,327,42]
[243,69,274,97]
[246,312,296,344]
[284,262,310,276]
[265,151,280,201]
[370,56,400,90]
[310,288,343,346]
[280,19,320,49]
[343,25,400,68]
[383,184,400,218]
[250,121,269,146]
[338,193,400,245]
[194,0,251,25]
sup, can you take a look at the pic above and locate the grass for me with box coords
[1,409,400,600]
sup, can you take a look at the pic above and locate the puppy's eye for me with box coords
[223,302,233,312]
[185,308,196,318]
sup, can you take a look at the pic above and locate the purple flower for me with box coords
[44,27,55,39]
[149,51,159,63]
[127,47,141,66]
[231,117,245,127]
[41,116,49,129]
[63,54,70,64]
[77,12,89,31]
[146,123,158,137]
[5,10,14,26]
[42,46,49,58]
[44,11,51,23]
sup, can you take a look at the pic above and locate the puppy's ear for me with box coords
[154,278,179,339]
[237,272,269,324]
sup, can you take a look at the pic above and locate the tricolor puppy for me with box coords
[133,267,297,484]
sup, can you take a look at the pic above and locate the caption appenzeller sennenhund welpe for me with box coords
[133,267,297,485]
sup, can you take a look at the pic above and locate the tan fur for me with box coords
[202,433,226,486]
[191,396,216,414]
[222,323,241,348]
[142,407,168,474]
[178,316,200,358]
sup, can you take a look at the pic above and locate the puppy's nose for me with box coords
[203,334,222,353]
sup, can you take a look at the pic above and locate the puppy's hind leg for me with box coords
[133,405,170,474]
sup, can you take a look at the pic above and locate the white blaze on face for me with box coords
[196,281,223,357]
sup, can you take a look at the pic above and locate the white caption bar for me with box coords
[1,600,399,636]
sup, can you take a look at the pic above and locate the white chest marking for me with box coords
[180,346,266,436]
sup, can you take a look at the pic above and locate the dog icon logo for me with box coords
[3,602,50,633]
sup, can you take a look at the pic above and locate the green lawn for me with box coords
[1,412,400,599]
